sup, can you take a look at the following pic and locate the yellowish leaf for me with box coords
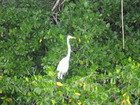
[56,82,63,87]
[6,98,13,103]
[121,93,131,105]
[126,97,131,105]
[77,101,82,105]
[83,83,86,90]
[69,98,72,102]
[0,75,3,80]
[75,92,81,96]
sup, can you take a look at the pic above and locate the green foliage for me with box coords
[0,1,50,76]
[0,0,140,104]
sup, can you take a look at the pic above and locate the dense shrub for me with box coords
[0,1,50,76]
[0,0,140,104]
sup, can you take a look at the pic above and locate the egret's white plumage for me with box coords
[57,35,75,79]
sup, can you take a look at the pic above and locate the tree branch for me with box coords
[121,0,125,49]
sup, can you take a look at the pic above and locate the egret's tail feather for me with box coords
[58,72,63,79]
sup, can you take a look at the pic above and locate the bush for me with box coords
[0,0,140,104]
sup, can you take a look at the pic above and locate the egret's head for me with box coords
[67,35,76,39]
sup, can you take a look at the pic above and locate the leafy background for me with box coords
[0,0,140,104]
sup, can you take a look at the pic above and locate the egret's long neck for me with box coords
[67,38,71,58]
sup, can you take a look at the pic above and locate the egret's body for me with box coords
[57,57,69,79]
[57,35,75,79]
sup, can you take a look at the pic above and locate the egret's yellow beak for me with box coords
[71,36,76,39]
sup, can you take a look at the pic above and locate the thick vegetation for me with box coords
[0,0,140,104]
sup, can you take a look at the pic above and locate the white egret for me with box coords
[57,35,76,79]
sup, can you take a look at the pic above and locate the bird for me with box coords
[57,35,76,79]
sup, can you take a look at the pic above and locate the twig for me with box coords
[52,13,59,24]
[59,0,65,11]
[52,0,60,11]
[51,0,65,25]
[121,0,125,49]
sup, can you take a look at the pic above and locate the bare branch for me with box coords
[121,0,125,49]
[51,0,65,25]
[52,0,61,11]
